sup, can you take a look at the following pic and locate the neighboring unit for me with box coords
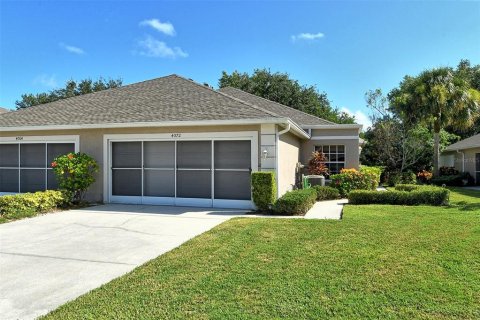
[0,75,362,209]
[442,133,480,184]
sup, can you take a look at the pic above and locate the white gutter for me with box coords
[278,123,291,136]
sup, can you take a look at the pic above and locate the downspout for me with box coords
[456,150,465,172]
[275,123,291,198]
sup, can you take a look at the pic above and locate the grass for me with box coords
[43,188,480,319]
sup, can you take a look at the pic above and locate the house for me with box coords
[442,133,480,184]
[0,75,362,209]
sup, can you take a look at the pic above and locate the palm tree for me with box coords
[389,67,480,176]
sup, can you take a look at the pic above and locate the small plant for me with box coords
[439,166,459,176]
[51,152,99,203]
[251,172,276,211]
[0,190,68,218]
[308,151,329,176]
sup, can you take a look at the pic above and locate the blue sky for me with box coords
[1,1,479,127]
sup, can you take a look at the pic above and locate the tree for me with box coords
[360,89,458,173]
[219,69,356,124]
[16,77,123,109]
[389,68,480,175]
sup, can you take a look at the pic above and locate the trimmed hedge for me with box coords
[273,189,317,215]
[251,172,276,211]
[314,186,340,201]
[430,173,475,187]
[348,186,449,206]
[0,190,68,217]
[394,184,420,192]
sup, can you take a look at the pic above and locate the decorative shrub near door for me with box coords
[251,172,277,211]
[273,188,317,215]
[330,168,379,197]
[51,153,99,203]
[0,190,68,218]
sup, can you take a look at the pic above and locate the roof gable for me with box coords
[445,133,480,151]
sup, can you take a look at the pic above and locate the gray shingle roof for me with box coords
[218,87,336,126]
[0,75,281,128]
[0,107,10,114]
[445,133,480,151]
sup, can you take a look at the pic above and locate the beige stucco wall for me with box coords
[301,128,360,169]
[452,148,480,183]
[1,125,261,202]
[277,131,300,197]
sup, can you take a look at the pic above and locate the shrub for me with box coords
[330,168,379,197]
[430,173,474,186]
[0,190,68,217]
[313,186,340,201]
[384,171,417,187]
[308,151,329,176]
[251,172,276,211]
[273,188,317,215]
[394,184,420,192]
[439,166,459,176]
[348,186,449,206]
[52,152,99,203]
[360,165,383,182]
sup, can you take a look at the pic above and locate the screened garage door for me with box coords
[0,143,75,193]
[109,140,252,208]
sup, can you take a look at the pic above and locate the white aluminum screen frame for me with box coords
[104,132,258,209]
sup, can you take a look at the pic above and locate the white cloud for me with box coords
[140,18,176,36]
[341,107,371,130]
[33,74,58,88]
[59,43,85,55]
[137,35,188,59]
[291,32,325,42]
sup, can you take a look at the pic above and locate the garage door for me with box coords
[0,143,75,193]
[109,140,252,208]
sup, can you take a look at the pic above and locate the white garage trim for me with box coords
[103,132,258,209]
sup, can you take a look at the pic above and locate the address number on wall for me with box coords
[16,137,23,141]
[171,133,181,138]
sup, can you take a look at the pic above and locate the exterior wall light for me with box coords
[262,149,268,159]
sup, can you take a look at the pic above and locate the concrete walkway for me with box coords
[0,204,243,320]
[304,199,348,220]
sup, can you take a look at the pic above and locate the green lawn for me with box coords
[44,188,480,319]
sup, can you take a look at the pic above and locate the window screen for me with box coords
[0,169,19,192]
[20,144,46,168]
[144,141,175,168]
[177,141,211,169]
[20,169,45,192]
[144,170,175,197]
[176,170,211,198]
[112,142,142,168]
[214,141,250,169]
[112,170,142,196]
[47,143,75,163]
[0,144,19,167]
[214,171,251,200]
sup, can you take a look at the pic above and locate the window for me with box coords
[314,145,345,175]
[0,143,75,193]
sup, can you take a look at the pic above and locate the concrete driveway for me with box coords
[0,204,244,320]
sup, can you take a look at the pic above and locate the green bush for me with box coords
[394,184,420,192]
[313,186,340,201]
[273,189,317,215]
[251,172,276,211]
[430,173,474,186]
[348,186,449,206]
[51,152,99,203]
[330,168,379,197]
[384,171,417,187]
[360,165,383,182]
[0,190,68,217]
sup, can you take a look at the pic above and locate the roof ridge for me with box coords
[11,75,179,114]
[170,75,284,119]
[220,86,337,125]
